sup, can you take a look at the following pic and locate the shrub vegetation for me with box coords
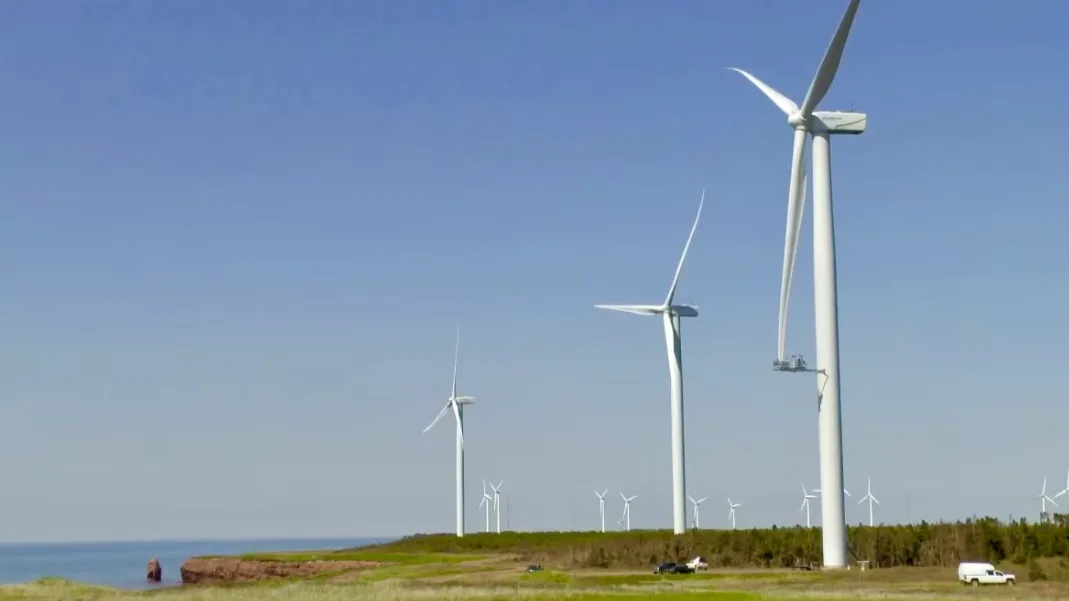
[362,515,1069,569]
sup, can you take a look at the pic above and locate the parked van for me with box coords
[957,562,1016,586]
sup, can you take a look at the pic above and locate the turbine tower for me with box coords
[857,477,880,526]
[799,482,817,528]
[728,0,866,568]
[687,495,707,529]
[478,479,493,533]
[421,326,476,537]
[727,497,742,530]
[596,191,704,534]
[490,481,504,533]
[1036,477,1059,521]
[595,489,609,533]
[618,493,637,531]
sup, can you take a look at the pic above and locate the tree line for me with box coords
[373,515,1069,569]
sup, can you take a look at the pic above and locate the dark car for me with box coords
[653,562,694,575]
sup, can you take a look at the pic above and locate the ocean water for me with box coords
[0,537,389,589]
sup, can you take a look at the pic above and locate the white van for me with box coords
[958,562,1016,586]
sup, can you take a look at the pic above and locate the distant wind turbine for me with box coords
[857,477,880,526]
[595,489,609,533]
[799,483,817,528]
[596,191,704,534]
[1036,477,1059,520]
[490,481,504,533]
[478,479,493,533]
[687,495,707,529]
[421,326,476,537]
[727,497,742,530]
[618,493,637,531]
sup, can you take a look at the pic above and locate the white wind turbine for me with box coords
[727,497,742,530]
[596,191,704,535]
[490,481,504,533]
[595,489,609,533]
[687,495,707,529]
[857,477,880,527]
[1053,469,1069,504]
[1036,477,1059,521]
[421,326,476,537]
[478,479,493,533]
[799,483,817,528]
[618,493,637,531]
[728,0,866,568]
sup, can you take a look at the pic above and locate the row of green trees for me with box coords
[371,515,1069,568]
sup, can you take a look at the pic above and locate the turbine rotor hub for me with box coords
[787,113,808,128]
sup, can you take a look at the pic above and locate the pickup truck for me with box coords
[686,556,708,570]
[653,562,694,575]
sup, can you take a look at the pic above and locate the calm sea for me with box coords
[0,537,389,589]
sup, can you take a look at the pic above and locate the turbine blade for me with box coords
[687,495,695,504]
[844,489,852,497]
[872,496,880,506]
[1054,490,1068,500]
[482,478,486,494]
[664,189,704,306]
[422,403,451,434]
[620,492,627,501]
[452,325,460,399]
[495,480,504,490]
[451,400,464,446]
[799,498,806,513]
[857,496,866,505]
[595,304,663,316]
[697,497,708,504]
[726,68,799,116]
[797,0,862,118]
[1047,496,1060,507]
[777,132,806,363]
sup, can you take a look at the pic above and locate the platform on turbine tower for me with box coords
[773,355,813,373]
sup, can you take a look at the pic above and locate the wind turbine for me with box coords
[687,495,707,529]
[421,326,477,537]
[727,497,742,530]
[857,477,880,527]
[728,0,866,568]
[596,191,704,535]
[618,493,637,531]
[1053,469,1069,503]
[490,481,504,533]
[799,483,817,528]
[478,479,493,533]
[1036,477,1059,521]
[595,489,609,533]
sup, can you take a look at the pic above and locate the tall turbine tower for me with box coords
[595,489,609,533]
[596,192,704,534]
[728,0,865,568]
[687,495,707,529]
[857,477,880,526]
[421,326,476,537]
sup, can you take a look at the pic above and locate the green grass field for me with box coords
[6,524,1069,601]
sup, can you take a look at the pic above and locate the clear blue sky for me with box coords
[1,0,1067,542]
